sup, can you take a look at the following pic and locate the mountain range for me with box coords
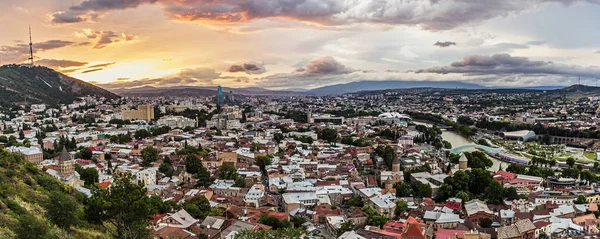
[0,65,118,105]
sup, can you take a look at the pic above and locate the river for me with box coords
[414,121,503,171]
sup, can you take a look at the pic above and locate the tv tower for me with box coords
[28,25,34,66]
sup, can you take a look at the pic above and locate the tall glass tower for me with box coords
[217,86,225,106]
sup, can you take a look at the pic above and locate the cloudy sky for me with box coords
[2,0,600,90]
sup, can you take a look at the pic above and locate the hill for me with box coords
[547,84,600,99]
[0,150,109,238]
[0,65,119,106]
[112,85,305,97]
[306,80,484,95]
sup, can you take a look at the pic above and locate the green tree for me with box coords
[19,129,24,140]
[318,128,338,144]
[80,147,93,160]
[394,201,409,217]
[75,165,99,187]
[159,162,173,177]
[15,213,51,239]
[336,220,356,237]
[566,157,576,168]
[395,182,413,197]
[255,156,272,172]
[185,154,202,174]
[87,173,154,239]
[134,129,152,139]
[194,164,212,188]
[183,195,212,220]
[141,146,160,167]
[290,216,307,228]
[484,181,504,205]
[219,164,238,180]
[574,195,588,204]
[46,190,80,229]
[347,195,364,207]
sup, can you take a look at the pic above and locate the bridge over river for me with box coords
[449,144,502,154]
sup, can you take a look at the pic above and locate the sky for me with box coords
[2,0,600,90]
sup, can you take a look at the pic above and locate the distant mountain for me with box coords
[0,65,119,105]
[113,85,305,97]
[306,80,484,95]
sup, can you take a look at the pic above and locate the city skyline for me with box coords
[2,0,600,90]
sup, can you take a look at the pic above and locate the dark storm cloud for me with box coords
[227,62,266,74]
[433,41,456,47]
[415,53,600,78]
[50,0,600,31]
[36,59,88,68]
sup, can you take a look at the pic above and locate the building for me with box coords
[244,184,265,208]
[499,130,536,142]
[123,104,155,121]
[217,86,225,106]
[8,146,43,164]
[156,115,196,129]
[546,176,577,189]
[56,146,74,178]
[464,199,494,225]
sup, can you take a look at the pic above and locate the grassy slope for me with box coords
[0,150,109,238]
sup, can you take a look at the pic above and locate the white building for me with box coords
[156,115,196,129]
[135,168,157,187]
[244,184,265,208]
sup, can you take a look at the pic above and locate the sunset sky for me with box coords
[2,0,600,90]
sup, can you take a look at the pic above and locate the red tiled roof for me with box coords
[436,228,466,239]
[97,181,112,188]
[404,224,425,239]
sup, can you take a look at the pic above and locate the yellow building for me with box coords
[123,105,155,121]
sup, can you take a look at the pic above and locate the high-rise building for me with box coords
[217,86,225,106]
[123,104,155,121]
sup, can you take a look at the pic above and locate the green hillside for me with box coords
[0,65,119,106]
[0,150,110,238]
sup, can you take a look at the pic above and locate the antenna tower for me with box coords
[28,25,34,66]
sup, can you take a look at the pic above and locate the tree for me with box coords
[506,164,527,174]
[347,195,364,207]
[290,216,307,228]
[75,165,99,187]
[141,146,160,167]
[479,218,493,228]
[574,195,588,204]
[561,168,580,179]
[362,205,389,228]
[159,162,173,177]
[185,154,202,174]
[469,168,492,195]
[484,181,504,205]
[183,195,213,220]
[18,129,24,140]
[134,129,152,139]
[46,190,80,229]
[503,187,519,200]
[195,164,212,188]
[318,128,338,144]
[80,147,93,160]
[15,213,51,239]
[566,157,576,167]
[412,181,432,198]
[451,170,470,192]
[395,182,413,197]
[394,201,409,217]
[219,164,238,180]
[255,156,272,172]
[87,173,154,239]
[435,183,453,203]
[273,133,284,143]
[336,220,356,237]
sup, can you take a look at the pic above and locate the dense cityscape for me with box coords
[3,0,600,239]
[0,85,600,238]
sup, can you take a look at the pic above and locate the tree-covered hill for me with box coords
[0,64,119,106]
[0,150,110,238]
